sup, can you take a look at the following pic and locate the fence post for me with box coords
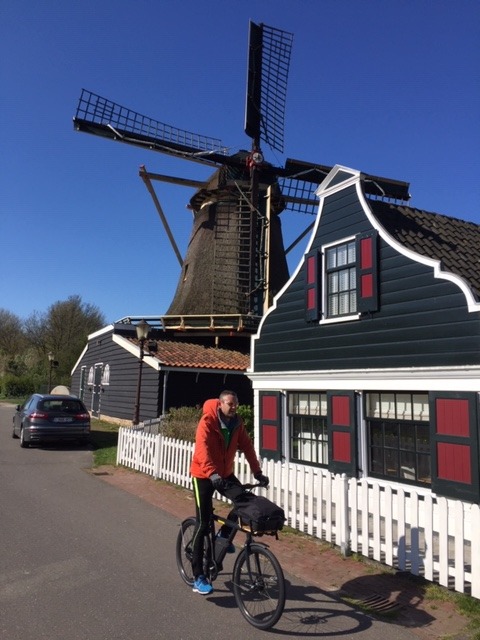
[153,433,162,479]
[339,473,351,557]
[116,427,123,465]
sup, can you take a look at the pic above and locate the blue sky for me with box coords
[1,0,479,324]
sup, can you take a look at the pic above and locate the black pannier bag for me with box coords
[232,493,286,534]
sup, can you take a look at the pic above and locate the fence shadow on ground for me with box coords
[339,570,436,630]
[215,578,374,636]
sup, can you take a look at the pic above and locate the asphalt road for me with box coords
[0,404,423,639]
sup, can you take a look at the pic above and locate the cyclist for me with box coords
[190,390,269,595]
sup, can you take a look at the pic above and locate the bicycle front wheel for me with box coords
[232,543,286,630]
[176,517,196,586]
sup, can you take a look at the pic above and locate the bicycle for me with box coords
[176,483,286,630]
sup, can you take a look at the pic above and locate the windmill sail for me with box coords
[72,23,410,330]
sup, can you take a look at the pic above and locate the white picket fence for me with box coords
[117,427,480,598]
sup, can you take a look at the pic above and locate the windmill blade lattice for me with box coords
[245,22,294,153]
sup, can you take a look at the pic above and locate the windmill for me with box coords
[73,22,410,331]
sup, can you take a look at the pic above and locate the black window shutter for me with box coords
[259,391,282,462]
[327,390,358,476]
[430,392,480,503]
[356,230,379,313]
[305,249,321,322]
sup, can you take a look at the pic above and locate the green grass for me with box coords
[89,419,120,466]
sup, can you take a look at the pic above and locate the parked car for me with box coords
[12,394,90,448]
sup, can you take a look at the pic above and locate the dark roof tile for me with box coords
[370,201,480,300]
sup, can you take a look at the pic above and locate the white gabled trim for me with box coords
[112,333,159,370]
[315,165,360,199]
[87,324,115,340]
[71,343,88,376]
[354,181,480,313]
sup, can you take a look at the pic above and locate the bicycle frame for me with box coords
[176,484,286,630]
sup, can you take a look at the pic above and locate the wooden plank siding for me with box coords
[254,186,480,372]
[71,331,161,422]
[71,328,254,423]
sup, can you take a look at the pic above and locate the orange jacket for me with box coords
[190,398,261,479]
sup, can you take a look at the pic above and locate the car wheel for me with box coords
[20,428,29,448]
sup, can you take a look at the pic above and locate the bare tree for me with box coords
[24,295,105,384]
[0,309,25,354]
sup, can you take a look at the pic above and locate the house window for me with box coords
[101,364,110,385]
[87,366,94,385]
[288,392,328,465]
[366,392,431,485]
[325,240,357,317]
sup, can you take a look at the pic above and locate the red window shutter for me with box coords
[430,392,480,502]
[305,249,321,322]
[356,230,379,313]
[259,391,282,462]
[327,391,358,476]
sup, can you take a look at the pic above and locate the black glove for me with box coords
[254,472,269,488]
[210,473,225,492]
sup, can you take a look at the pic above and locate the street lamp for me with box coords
[133,320,150,425]
[48,352,55,392]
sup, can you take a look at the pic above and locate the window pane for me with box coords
[366,393,380,418]
[309,395,319,415]
[400,452,416,480]
[380,394,395,419]
[385,449,399,476]
[349,268,356,289]
[396,394,411,420]
[370,422,383,446]
[337,244,348,266]
[350,291,357,312]
[417,424,430,452]
[326,248,336,269]
[384,422,398,448]
[370,447,384,474]
[328,295,338,316]
[338,292,350,314]
[328,272,338,293]
[288,393,297,414]
[320,394,327,416]
[298,394,309,414]
[413,394,429,421]
[339,270,350,291]
[347,242,356,263]
[399,423,415,450]
[417,455,431,483]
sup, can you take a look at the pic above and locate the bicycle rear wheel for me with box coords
[176,517,196,586]
[232,543,286,630]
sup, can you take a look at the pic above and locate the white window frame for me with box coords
[320,235,360,325]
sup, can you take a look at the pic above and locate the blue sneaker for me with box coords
[216,532,235,554]
[193,575,213,595]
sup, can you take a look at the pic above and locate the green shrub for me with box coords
[161,406,202,441]
[1,374,35,398]
[238,404,253,438]
[161,404,255,441]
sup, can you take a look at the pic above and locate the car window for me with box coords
[40,399,84,413]
[24,397,37,411]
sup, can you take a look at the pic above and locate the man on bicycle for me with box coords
[190,390,269,595]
